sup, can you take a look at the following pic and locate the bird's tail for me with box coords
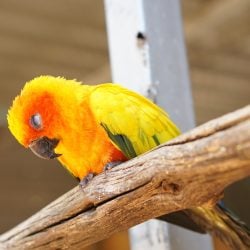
[185,204,250,250]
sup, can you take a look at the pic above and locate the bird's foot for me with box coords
[79,173,95,188]
[104,161,123,175]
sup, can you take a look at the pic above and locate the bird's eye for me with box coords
[30,113,43,130]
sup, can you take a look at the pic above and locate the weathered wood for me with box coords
[0,106,250,250]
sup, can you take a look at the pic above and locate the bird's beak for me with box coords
[29,136,62,160]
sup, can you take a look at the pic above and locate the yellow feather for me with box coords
[90,83,180,157]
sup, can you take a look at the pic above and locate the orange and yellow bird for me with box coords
[7,76,180,186]
[7,76,249,249]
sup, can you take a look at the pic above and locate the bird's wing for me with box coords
[90,84,180,159]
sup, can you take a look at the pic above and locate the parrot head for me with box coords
[7,75,83,160]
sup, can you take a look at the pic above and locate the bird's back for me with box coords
[90,83,181,158]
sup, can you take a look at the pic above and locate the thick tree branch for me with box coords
[0,106,250,250]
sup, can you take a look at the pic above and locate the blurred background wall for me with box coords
[0,0,249,249]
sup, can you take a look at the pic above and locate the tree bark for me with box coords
[0,105,250,250]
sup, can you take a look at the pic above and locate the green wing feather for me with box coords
[90,84,180,159]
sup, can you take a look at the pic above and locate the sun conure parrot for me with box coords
[7,76,250,249]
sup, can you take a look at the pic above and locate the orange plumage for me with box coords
[8,76,127,179]
[8,75,179,182]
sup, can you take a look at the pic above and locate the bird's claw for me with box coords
[104,161,122,175]
[79,173,95,188]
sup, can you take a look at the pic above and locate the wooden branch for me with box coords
[1,106,250,250]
